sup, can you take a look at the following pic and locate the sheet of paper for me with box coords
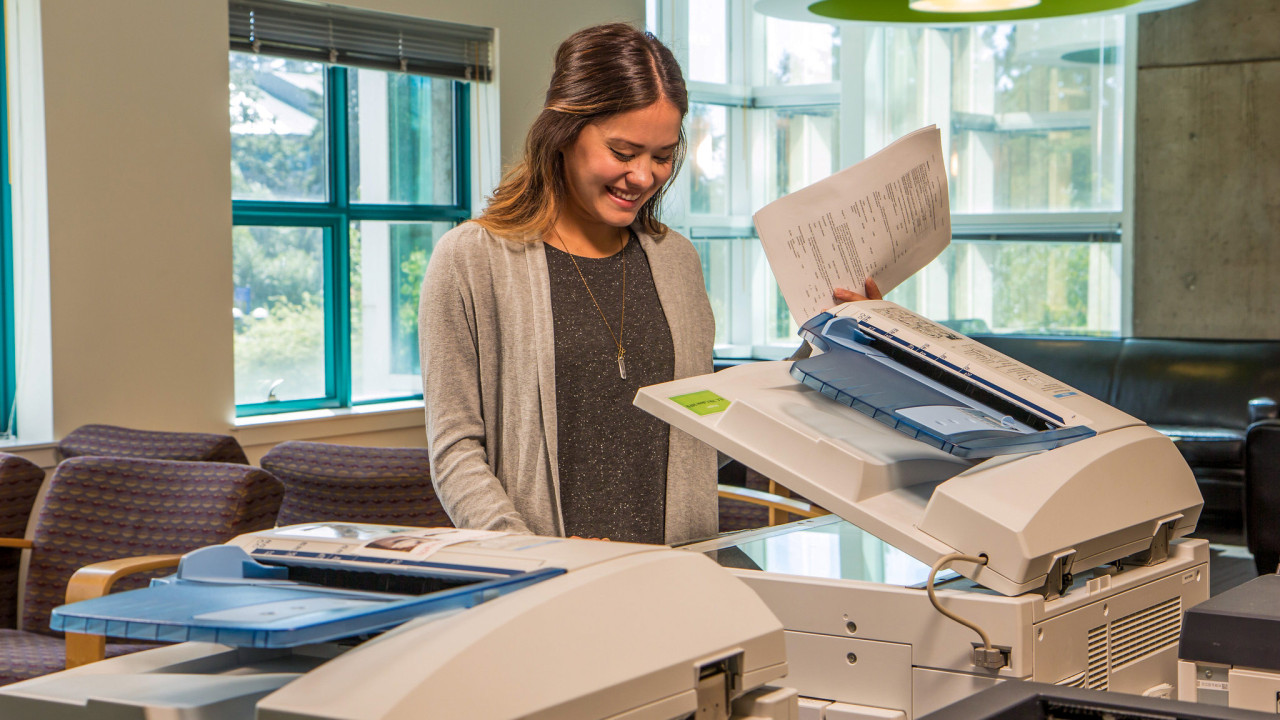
[753,125,951,326]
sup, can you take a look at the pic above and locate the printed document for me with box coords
[753,125,951,325]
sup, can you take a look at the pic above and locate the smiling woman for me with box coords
[418,24,719,545]
[558,101,682,252]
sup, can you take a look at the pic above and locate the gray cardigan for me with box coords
[418,221,718,544]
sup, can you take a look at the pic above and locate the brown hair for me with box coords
[475,23,688,240]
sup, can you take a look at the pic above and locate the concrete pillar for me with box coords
[1133,0,1280,338]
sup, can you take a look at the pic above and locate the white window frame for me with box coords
[653,0,1136,356]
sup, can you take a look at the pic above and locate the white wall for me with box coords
[16,0,642,465]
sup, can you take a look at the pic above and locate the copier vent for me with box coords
[1069,598,1182,691]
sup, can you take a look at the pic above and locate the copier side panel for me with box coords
[1031,559,1208,695]
[1226,668,1280,713]
[781,631,913,716]
[712,537,1205,715]
[730,568,1036,682]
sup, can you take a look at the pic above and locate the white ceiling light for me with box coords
[755,0,1198,26]
[910,0,1040,12]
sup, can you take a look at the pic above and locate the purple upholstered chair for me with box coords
[0,454,46,629]
[58,424,249,465]
[261,441,449,528]
[718,463,824,534]
[0,456,282,685]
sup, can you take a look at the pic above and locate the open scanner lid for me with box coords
[791,310,1096,458]
[637,301,1203,597]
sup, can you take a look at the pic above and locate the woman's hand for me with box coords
[832,277,883,304]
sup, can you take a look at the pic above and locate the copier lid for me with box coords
[637,341,1201,596]
[637,359,974,579]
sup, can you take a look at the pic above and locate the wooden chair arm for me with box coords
[64,554,182,670]
[0,538,32,549]
[718,484,827,521]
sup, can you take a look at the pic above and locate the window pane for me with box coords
[888,237,1121,335]
[348,69,457,205]
[688,0,728,83]
[764,18,838,85]
[233,226,327,404]
[871,16,1125,213]
[693,239,733,347]
[230,53,327,202]
[349,220,452,402]
[689,103,730,215]
[765,107,839,204]
[694,238,798,354]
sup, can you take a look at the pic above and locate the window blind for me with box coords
[229,0,494,82]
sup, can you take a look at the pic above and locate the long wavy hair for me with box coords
[475,23,688,240]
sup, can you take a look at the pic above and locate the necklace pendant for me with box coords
[618,352,627,380]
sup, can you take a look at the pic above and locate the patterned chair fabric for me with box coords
[58,424,250,465]
[718,465,771,533]
[718,465,813,533]
[0,454,46,630]
[261,441,449,528]
[0,456,282,685]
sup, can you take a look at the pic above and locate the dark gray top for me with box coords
[419,221,717,543]
[545,235,674,543]
[1180,573,1280,671]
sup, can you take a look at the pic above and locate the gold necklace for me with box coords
[554,230,628,379]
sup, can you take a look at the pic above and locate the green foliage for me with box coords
[229,54,326,201]
[232,226,323,310]
[232,133,325,200]
[233,295,325,405]
[233,226,325,405]
[397,248,428,346]
[989,243,1091,332]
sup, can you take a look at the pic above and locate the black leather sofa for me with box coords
[1245,411,1280,574]
[972,335,1280,572]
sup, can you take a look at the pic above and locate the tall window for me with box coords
[0,10,15,436]
[870,18,1125,337]
[228,3,486,416]
[657,1,1127,357]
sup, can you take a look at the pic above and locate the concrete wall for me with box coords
[14,0,641,466]
[1134,0,1280,338]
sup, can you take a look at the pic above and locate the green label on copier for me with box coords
[670,390,730,416]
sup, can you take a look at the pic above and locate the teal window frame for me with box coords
[0,6,16,436]
[233,66,471,417]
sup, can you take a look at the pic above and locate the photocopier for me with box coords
[638,300,1210,719]
[0,524,793,719]
[0,299,1212,720]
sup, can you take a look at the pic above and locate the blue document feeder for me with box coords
[50,544,564,649]
[791,312,1095,458]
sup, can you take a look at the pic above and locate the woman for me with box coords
[419,23,716,544]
